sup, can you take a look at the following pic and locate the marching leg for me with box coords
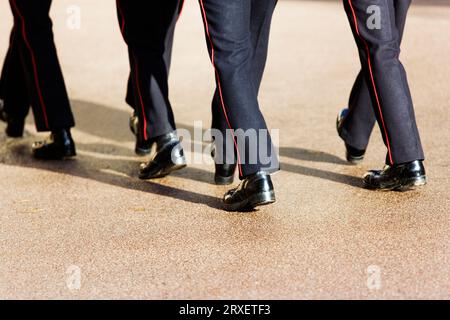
[199,0,279,211]
[337,0,413,164]
[7,0,76,160]
[0,28,30,138]
[117,0,186,178]
[336,71,374,163]
[343,0,426,191]
[212,0,278,185]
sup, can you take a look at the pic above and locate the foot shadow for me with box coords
[278,147,362,188]
[173,122,360,187]
[71,99,133,142]
[281,162,362,188]
[279,147,350,166]
[11,99,361,200]
[1,139,223,210]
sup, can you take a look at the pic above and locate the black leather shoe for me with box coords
[211,144,236,185]
[129,112,152,156]
[0,99,25,138]
[139,132,186,179]
[32,129,76,160]
[336,108,366,164]
[223,172,276,212]
[363,160,427,191]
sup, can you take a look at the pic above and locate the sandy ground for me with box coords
[0,0,449,300]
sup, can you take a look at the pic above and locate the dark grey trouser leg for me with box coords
[340,0,412,152]
[199,0,280,178]
[6,0,75,131]
[343,0,424,164]
[0,27,31,119]
[117,0,184,140]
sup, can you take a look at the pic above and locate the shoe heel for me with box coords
[396,176,427,192]
[249,190,276,209]
[164,154,187,176]
[63,146,77,158]
[215,174,234,185]
[170,144,186,165]
[172,152,187,165]
[135,146,151,156]
[347,154,364,165]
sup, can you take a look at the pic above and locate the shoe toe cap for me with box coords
[362,170,382,187]
[223,189,238,203]
[31,141,46,149]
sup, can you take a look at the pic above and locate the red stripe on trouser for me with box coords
[132,54,149,141]
[116,0,149,140]
[11,0,49,129]
[347,0,394,165]
[199,0,244,177]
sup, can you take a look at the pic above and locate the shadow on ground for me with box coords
[0,99,362,209]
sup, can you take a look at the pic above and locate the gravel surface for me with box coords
[0,0,449,299]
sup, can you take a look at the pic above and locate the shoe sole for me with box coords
[394,176,427,192]
[139,163,187,180]
[214,174,235,185]
[347,153,364,165]
[363,175,427,192]
[224,190,276,212]
[135,146,151,156]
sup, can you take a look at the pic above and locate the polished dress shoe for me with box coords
[139,132,186,179]
[0,99,25,138]
[336,108,366,164]
[211,144,237,185]
[32,129,76,160]
[363,160,427,191]
[223,172,276,212]
[129,112,152,156]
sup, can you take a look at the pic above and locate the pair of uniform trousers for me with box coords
[0,0,75,131]
[199,0,280,178]
[341,0,424,165]
[116,0,184,142]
